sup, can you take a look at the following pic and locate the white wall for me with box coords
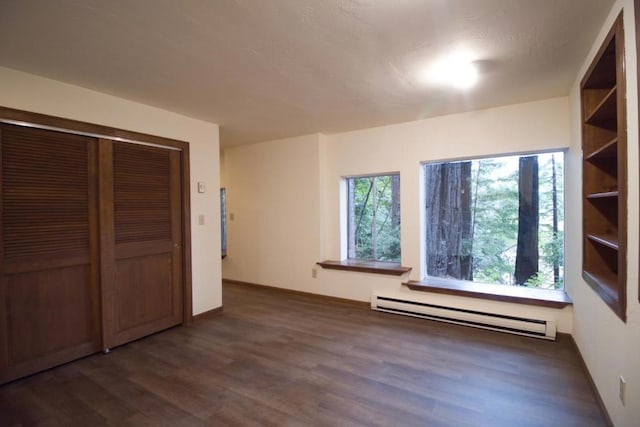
[222,134,322,292]
[321,97,571,276]
[566,1,640,425]
[223,97,574,333]
[0,67,222,315]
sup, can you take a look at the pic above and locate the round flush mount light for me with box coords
[422,52,480,90]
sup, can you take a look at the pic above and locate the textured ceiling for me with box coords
[0,0,615,146]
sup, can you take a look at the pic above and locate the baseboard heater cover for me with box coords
[371,294,556,340]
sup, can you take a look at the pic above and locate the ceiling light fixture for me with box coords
[423,52,480,90]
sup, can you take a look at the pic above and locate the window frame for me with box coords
[345,172,401,263]
[421,150,566,291]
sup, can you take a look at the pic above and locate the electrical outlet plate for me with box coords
[312,269,317,278]
[619,376,626,405]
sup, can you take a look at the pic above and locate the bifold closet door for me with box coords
[0,124,101,383]
[100,140,183,349]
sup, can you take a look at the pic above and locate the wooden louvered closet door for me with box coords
[0,124,101,383]
[100,140,183,349]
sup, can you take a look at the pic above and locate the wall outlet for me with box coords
[619,376,626,405]
[312,268,317,279]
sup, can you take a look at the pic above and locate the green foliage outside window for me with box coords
[348,175,401,262]
[425,152,564,289]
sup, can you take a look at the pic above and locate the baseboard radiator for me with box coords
[371,294,557,340]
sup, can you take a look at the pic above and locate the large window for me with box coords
[424,152,564,289]
[347,174,401,262]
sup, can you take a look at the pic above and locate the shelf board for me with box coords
[316,259,412,276]
[586,191,619,199]
[585,86,617,130]
[582,269,621,307]
[586,137,617,160]
[404,279,572,308]
[583,270,618,298]
[586,233,619,250]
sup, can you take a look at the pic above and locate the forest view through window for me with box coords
[347,174,401,262]
[424,152,564,289]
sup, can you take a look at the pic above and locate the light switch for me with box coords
[197,181,206,193]
[198,214,205,225]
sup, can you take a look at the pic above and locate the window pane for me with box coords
[424,153,564,289]
[347,174,400,262]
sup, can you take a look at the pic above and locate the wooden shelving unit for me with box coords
[580,12,627,321]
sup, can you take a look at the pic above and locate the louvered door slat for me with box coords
[113,144,171,245]
[2,126,89,260]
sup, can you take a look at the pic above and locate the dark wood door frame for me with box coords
[0,106,194,326]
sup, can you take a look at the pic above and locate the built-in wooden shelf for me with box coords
[586,191,619,200]
[583,270,618,305]
[585,87,617,130]
[580,12,626,322]
[586,233,619,251]
[586,137,618,160]
[317,259,411,276]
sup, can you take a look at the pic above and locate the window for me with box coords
[347,174,401,262]
[424,152,564,289]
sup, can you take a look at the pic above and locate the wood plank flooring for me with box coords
[0,281,607,426]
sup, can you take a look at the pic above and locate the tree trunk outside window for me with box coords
[514,156,539,285]
[425,162,472,280]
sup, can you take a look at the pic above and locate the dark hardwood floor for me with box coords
[0,281,606,426]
